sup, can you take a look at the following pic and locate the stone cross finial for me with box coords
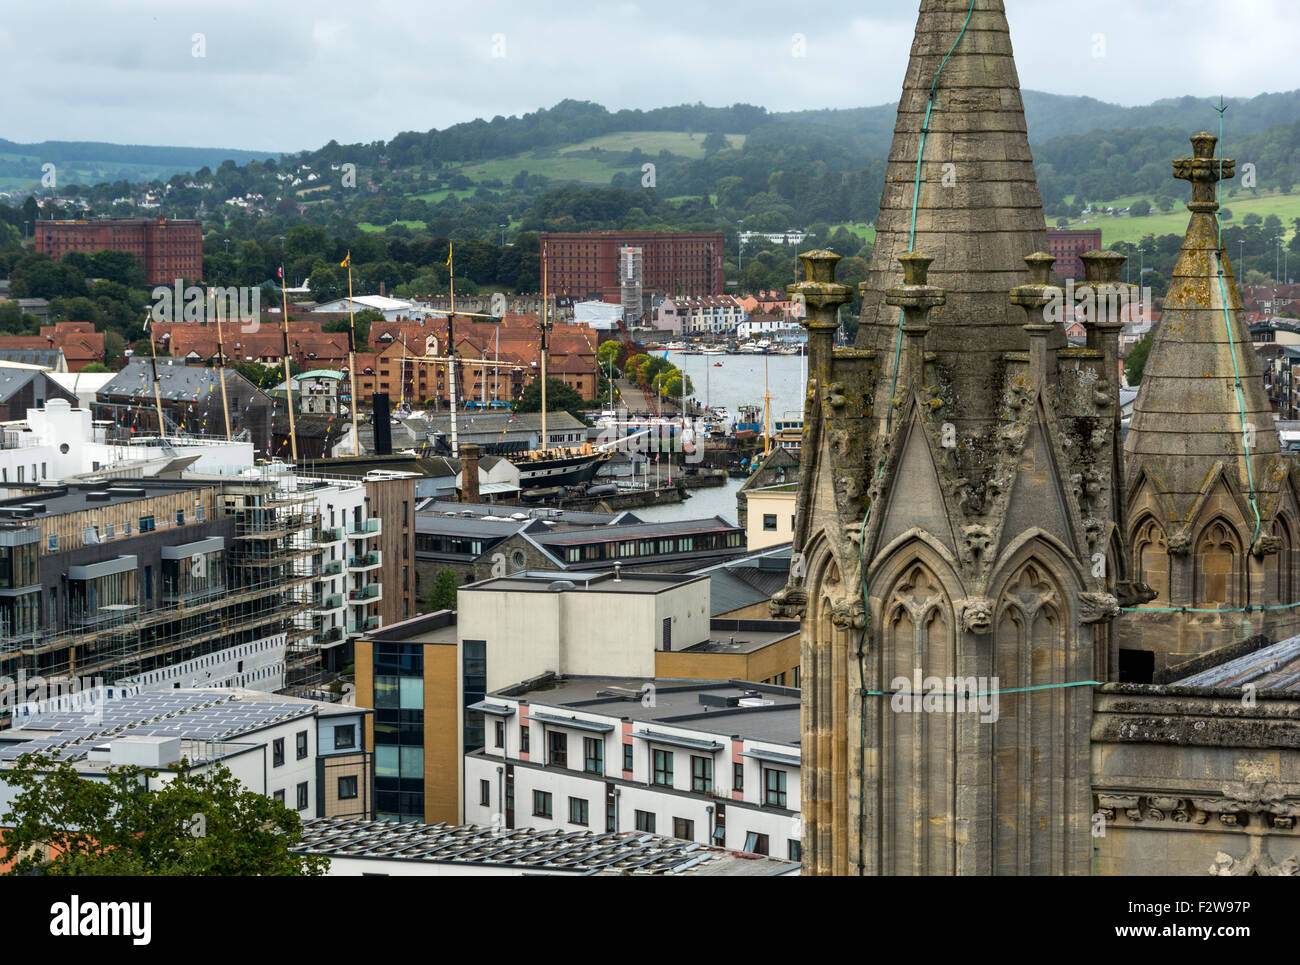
[1174,132,1235,210]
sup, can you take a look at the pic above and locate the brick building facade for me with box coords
[540,231,724,301]
[35,217,203,286]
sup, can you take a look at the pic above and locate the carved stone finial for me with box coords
[788,249,852,331]
[884,251,946,332]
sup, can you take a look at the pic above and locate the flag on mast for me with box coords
[340,252,350,268]
[446,242,453,267]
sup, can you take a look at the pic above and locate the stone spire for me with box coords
[1124,132,1284,548]
[857,0,1053,429]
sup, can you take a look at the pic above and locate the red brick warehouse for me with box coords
[34,216,204,286]
[540,230,724,301]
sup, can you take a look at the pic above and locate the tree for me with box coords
[597,340,620,371]
[81,362,110,373]
[1129,199,1152,217]
[703,131,732,156]
[1125,332,1154,385]
[424,568,459,612]
[0,752,328,876]
[322,308,376,349]
[515,376,587,421]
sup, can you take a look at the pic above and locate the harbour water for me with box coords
[632,476,745,525]
[672,353,807,429]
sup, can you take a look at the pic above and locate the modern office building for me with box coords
[354,571,799,825]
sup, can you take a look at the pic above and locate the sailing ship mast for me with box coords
[144,307,166,438]
[344,251,360,455]
[447,242,459,458]
[540,241,548,453]
[209,288,232,441]
[279,265,298,462]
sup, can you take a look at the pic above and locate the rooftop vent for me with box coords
[547,580,576,592]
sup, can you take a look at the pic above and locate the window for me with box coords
[764,768,788,808]
[635,809,656,833]
[334,724,356,749]
[673,817,695,841]
[548,730,567,768]
[520,724,530,753]
[652,749,673,787]
[686,754,717,795]
[606,795,616,832]
[623,744,633,772]
[662,617,672,651]
[583,737,603,775]
[338,776,358,800]
[272,738,285,767]
[480,780,491,807]
[139,515,155,533]
[569,797,589,826]
[494,719,505,748]
[532,790,553,818]
[788,839,802,862]
[176,510,185,526]
[733,762,744,792]
[296,782,309,810]
[273,789,285,804]
[296,730,308,760]
[763,514,778,531]
[744,832,770,856]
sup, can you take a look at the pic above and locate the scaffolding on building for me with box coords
[0,477,323,694]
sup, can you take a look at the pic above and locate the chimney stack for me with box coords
[379,280,386,298]
[460,442,481,504]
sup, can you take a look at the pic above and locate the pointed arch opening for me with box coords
[1194,517,1242,608]
[1132,515,1169,605]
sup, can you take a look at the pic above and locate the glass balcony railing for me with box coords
[348,584,380,602]
[317,526,345,543]
[348,552,381,569]
[347,519,381,537]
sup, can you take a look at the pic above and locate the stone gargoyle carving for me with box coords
[1252,532,1282,557]
[1167,528,1193,555]
[959,597,994,635]
[830,597,866,631]
[769,585,808,620]
[1078,591,1120,624]
[1115,580,1158,607]
[961,524,995,564]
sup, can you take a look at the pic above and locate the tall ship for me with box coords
[513,242,610,488]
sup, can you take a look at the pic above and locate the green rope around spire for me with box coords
[855,0,976,875]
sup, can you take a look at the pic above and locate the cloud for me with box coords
[1,0,1295,151]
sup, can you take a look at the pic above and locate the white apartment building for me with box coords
[0,398,255,488]
[463,677,802,862]
[654,296,744,336]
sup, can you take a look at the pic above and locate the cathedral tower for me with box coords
[777,0,1131,875]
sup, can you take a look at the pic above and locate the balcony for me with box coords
[348,584,382,603]
[317,526,345,543]
[348,551,381,571]
[347,616,381,634]
[347,518,382,538]
[314,593,344,612]
[322,559,344,576]
[319,625,344,645]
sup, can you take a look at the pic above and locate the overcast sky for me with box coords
[2,0,1295,152]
